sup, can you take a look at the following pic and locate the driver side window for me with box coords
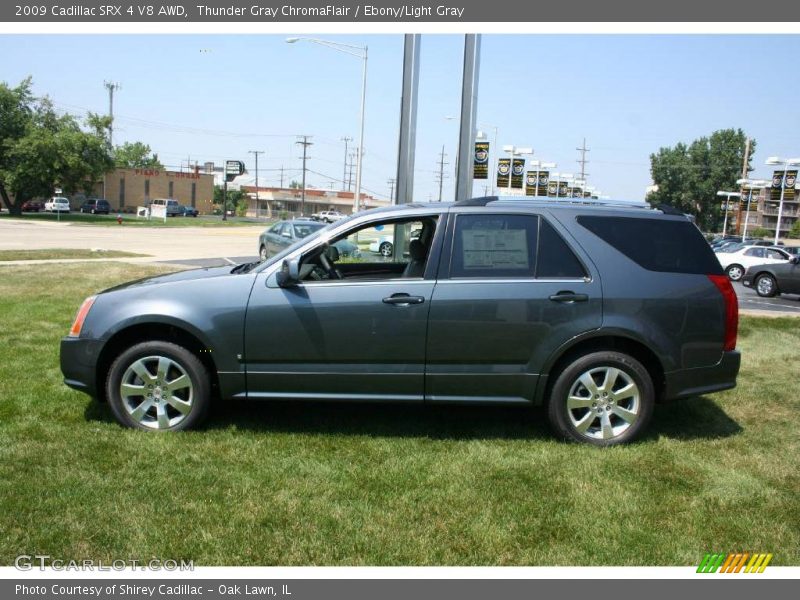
[298,216,439,283]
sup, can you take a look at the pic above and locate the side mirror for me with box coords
[791,255,800,265]
[276,257,300,288]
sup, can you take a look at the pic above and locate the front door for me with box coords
[244,213,444,402]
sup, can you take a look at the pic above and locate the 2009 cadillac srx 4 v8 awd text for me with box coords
[61,197,740,445]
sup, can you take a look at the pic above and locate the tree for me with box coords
[212,185,247,215]
[648,129,754,231]
[114,141,164,169]
[789,221,800,240]
[0,78,113,215]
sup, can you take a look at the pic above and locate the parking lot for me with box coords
[2,216,800,315]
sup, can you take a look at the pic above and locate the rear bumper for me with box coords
[60,337,102,398]
[663,351,741,401]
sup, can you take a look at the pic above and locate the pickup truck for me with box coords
[311,210,346,223]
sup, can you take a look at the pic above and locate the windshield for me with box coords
[293,222,325,238]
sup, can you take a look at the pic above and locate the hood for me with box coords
[100,264,239,294]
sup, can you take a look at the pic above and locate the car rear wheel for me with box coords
[106,341,211,431]
[259,245,268,261]
[547,351,654,446]
[755,273,778,297]
[379,242,393,257]
[726,264,744,281]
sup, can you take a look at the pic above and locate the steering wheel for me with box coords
[319,249,343,280]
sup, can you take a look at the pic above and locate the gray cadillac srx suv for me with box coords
[61,197,740,445]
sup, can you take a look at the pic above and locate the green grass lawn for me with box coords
[0,212,263,227]
[0,248,147,261]
[0,263,798,566]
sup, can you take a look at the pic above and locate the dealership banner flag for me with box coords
[537,170,550,196]
[771,169,797,202]
[547,180,558,197]
[474,142,490,180]
[525,171,538,196]
[511,158,525,189]
[497,158,511,188]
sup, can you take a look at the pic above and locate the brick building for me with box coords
[97,168,215,214]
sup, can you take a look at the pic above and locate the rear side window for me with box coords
[536,218,587,278]
[451,214,538,278]
[577,215,722,275]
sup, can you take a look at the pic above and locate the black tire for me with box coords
[547,351,654,446]
[91,209,96,214]
[379,242,393,257]
[755,273,778,298]
[726,264,745,281]
[259,245,268,261]
[105,341,211,431]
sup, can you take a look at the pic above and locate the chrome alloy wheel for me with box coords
[379,242,393,257]
[119,355,193,430]
[756,275,775,296]
[566,366,641,441]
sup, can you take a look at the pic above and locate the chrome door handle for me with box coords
[549,291,588,303]
[383,294,425,306]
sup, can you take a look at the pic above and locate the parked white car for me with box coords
[311,210,345,223]
[717,245,791,281]
[44,197,70,213]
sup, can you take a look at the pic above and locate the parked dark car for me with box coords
[178,205,199,217]
[21,200,44,212]
[258,220,360,261]
[741,255,800,297]
[80,198,111,214]
[61,197,740,445]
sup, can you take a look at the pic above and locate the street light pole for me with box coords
[716,191,741,236]
[765,156,800,245]
[287,37,368,214]
[737,178,770,242]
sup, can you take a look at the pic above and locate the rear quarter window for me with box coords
[577,215,722,275]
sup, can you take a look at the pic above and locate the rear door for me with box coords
[425,210,602,404]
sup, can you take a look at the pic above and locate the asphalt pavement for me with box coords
[733,280,800,315]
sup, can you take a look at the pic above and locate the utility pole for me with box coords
[387,178,397,203]
[103,81,121,147]
[279,165,285,189]
[435,145,449,202]
[736,137,751,235]
[248,150,265,219]
[347,152,356,191]
[576,137,590,183]
[296,136,313,216]
[341,136,352,191]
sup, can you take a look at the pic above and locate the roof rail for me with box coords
[453,196,499,207]
[490,196,652,210]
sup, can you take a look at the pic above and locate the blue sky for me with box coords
[2,34,799,201]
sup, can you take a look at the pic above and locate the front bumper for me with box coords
[663,350,741,401]
[60,337,103,398]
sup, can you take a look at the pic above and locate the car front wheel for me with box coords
[259,245,268,261]
[547,351,654,446]
[726,264,744,281]
[755,273,778,298]
[379,242,393,257]
[106,341,211,431]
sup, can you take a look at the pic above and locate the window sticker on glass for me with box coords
[462,229,529,269]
